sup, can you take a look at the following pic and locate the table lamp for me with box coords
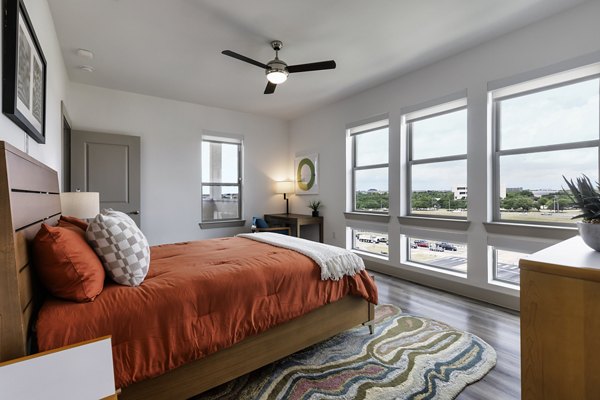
[274,181,294,215]
[60,191,100,219]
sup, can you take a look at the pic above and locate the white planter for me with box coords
[577,221,600,251]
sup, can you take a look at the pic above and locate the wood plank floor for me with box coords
[371,271,520,400]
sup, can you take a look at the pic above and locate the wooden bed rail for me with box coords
[0,141,60,362]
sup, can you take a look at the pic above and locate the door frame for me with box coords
[60,101,72,192]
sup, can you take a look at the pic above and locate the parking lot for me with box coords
[409,240,468,273]
[354,234,521,284]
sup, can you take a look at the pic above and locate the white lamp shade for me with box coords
[274,181,294,194]
[266,71,288,84]
[60,192,100,219]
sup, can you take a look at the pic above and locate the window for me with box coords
[493,248,526,285]
[407,237,467,275]
[493,75,599,225]
[201,136,242,222]
[349,119,389,213]
[406,101,468,218]
[351,229,389,257]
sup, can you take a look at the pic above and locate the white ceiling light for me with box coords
[79,65,95,72]
[266,69,288,84]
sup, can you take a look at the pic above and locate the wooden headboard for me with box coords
[0,141,60,362]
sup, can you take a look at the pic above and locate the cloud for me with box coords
[412,109,467,159]
[355,128,389,166]
[501,79,599,150]
[412,160,467,191]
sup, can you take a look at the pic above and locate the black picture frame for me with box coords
[2,0,47,144]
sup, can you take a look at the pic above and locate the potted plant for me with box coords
[563,175,600,251]
[308,200,322,217]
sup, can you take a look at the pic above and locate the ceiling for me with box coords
[47,0,588,120]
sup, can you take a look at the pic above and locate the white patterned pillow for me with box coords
[86,209,150,286]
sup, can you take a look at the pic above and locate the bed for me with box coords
[0,140,376,399]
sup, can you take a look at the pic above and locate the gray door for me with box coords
[71,130,141,226]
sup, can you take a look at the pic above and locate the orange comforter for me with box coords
[36,237,378,389]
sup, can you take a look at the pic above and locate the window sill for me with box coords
[352,249,389,261]
[404,260,468,279]
[397,216,470,231]
[344,212,390,223]
[489,278,520,291]
[199,220,246,229]
[483,222,577,240]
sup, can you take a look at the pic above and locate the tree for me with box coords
[412,198,431,209]
[356,191,389,210]
[501,197,515,210]
[502,195,534,211]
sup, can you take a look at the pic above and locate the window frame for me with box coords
[201,137,243,223]
[406,104,468,220]
[491,247,527,287]
[350,228,389,259]
[406,236,468,276]
[350,122,390,214]
[492,74,600,226]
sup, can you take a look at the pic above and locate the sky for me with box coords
[412,109,467,160]
[355,127,389,190]
[499,78,599,190]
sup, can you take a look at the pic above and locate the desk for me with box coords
[264,213,324,243]
[519,236,600,400]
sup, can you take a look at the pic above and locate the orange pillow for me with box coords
[59,215,89,231]
[57,219,85,234]
[32,224,104,302]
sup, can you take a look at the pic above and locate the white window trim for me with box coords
[491,73,600,226]
[405,235,469,278]
[350,227,390,260]
[200,134,244,226]
[348,118,390,215]
[489,247,526,288]
[405,100,468,220]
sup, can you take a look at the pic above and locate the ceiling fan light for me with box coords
[267,70,288,84]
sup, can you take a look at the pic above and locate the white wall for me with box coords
[288,0,600,308]
[66,83,289,245]
[0,0,69,174]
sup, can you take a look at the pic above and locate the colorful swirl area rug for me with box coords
[194,304,497,400]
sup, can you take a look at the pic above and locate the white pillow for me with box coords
[86,210,150,286]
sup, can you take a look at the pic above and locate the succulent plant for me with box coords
[563,175,600,222]
[308,200,322,211]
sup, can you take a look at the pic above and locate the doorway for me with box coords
[70,130,142,227]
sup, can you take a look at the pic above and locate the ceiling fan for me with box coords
[221,40,336,94]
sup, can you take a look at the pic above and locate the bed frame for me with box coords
[0,140,375,399]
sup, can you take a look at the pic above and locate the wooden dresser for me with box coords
[520,236,600,400]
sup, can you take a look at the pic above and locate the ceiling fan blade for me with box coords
[222,50,269,69]
[287,60,336,73]
[264,81,277,94]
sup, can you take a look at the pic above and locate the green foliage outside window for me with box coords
[355,191,389,211]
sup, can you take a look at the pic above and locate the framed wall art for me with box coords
[2,0,47,144]
[295,153,319,195]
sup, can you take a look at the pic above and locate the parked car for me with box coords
[415,240,429,248]
[437,242,457,251]
[429,245,444,252]
[410,243,418,249]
